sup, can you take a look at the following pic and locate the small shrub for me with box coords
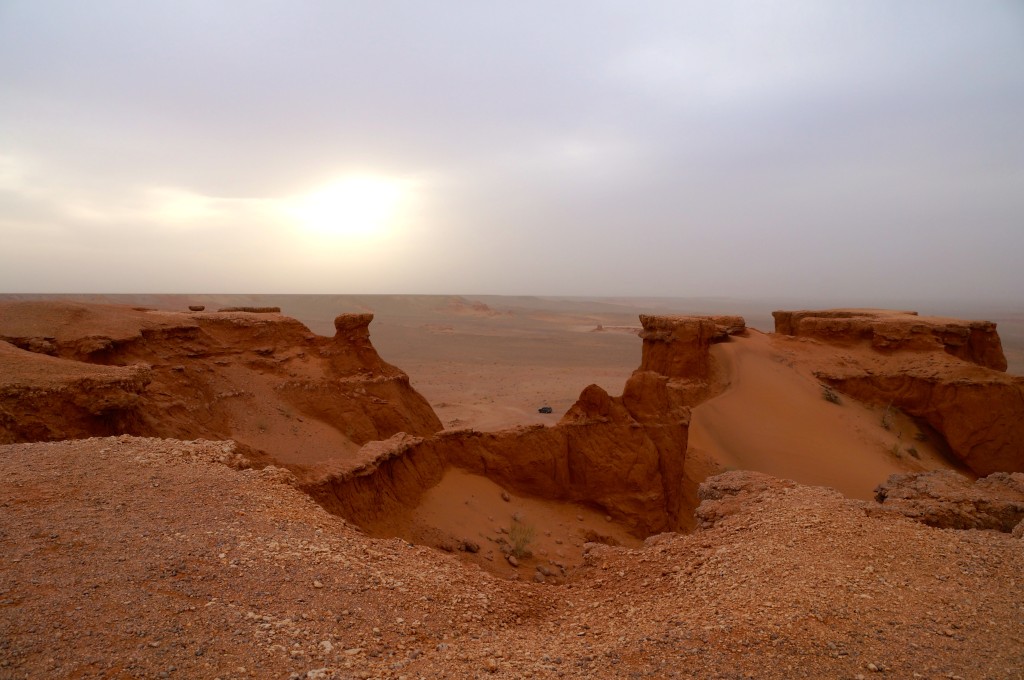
[822,385,842,404]
[508,520,535,559]
[881,403,896,431]
[906,446,920,459]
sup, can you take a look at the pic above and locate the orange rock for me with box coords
[306,315,748,535]
[872,469,1024,531]
[0,302,442,462]
[774,308,1023,475]
[772,308,1007,371]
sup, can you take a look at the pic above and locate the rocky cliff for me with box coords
[305,315,746,537]
[772,308,1007,371]
[0,301,441,462]
[773,308,1023,475]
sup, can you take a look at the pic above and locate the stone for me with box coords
[872,470,1024,531]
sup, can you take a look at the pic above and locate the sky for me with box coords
[1,1,1022,303]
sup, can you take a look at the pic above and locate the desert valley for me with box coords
[0,294,1022,679]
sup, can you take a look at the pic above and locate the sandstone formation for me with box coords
[3,298,1024,677]
[0,301,441,464]
[637,313,744,379]
[773,308,1024,475]
[772,308,1007,370]
[304,314,745,540]
[872,469,1024,531]
[0,341,150,443]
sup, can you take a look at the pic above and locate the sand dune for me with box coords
[690,331,954,500]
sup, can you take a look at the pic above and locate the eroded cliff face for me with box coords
[772,309,1007,371]
[304,315,746,538]
[0,304,730,538]
[0,302,441,460]
[0,341,150,443]
[772,309,1023,475]
[306,389,673,537]
[9,300,1019,560]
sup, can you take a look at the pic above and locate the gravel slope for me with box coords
[2,437,1022,679]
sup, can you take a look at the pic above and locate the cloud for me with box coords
[0,1,1021,300]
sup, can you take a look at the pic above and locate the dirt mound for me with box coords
[3,437,1022,679]
[0,301,441,466]
[694,469,798,529]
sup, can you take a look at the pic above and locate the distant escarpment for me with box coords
[774,309,1023,475]
[305,315,746,536]
[0,301,441,460]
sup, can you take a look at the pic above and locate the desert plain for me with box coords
[1,293,1023,679]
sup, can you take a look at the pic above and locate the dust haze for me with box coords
[1,1,1022,304]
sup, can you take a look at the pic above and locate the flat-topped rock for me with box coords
[638,314,746,379]
[772,308,1007,371]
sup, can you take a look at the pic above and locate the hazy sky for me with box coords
[1,1,1022,302]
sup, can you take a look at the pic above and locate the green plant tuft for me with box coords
[881,403,897,431]
[508,520,536,559]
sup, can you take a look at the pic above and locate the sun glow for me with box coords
[285,175,410,242]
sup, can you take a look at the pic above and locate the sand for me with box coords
[689,330,957,501]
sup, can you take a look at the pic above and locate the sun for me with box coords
[285,175,409,242]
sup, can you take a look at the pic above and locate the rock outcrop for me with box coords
[0,341,150,443]
[872,470,1024,531]
[305,315,746,537]
[773,308,1023,475]
[637,314,744,379]
[306,386,678,537]
[1,303,745,535]
[0,301,442,465]
[772,309,1007,371]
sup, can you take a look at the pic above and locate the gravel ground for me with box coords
[2,437,1022,679]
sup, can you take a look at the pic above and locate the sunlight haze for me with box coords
[1,1,1022,303]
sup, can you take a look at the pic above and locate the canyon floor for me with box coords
[1,294,1023,679]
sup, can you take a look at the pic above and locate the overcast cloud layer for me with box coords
[1,1,1022,302]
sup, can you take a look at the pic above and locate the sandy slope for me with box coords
[690,332,956,500]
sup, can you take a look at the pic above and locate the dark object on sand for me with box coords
[538,406,553,414]
[218,306,281,313]
[188,305,205,312]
